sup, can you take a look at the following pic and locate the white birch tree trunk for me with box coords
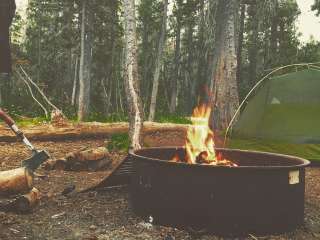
[148,0,168,121]
[169,3,182,114]
[123,0,143,151]
[78,0,92,121]
[71,56,79,106]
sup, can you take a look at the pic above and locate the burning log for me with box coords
[171,104,237,167]
[0,187,40,213]
[195,151,237,166]
[195,151,210,164]
[44,147,112,171]
[0,167,34,196]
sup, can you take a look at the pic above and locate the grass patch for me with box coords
[104,113,128,123]
[107,133,130,152]
[8,110,190,127]
[15,116,49,127]
[228,138,320,161]
[73,112,129,123]
[156,114,191,124]
[79,112,189,124]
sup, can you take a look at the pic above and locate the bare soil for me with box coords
[0,126,319,240]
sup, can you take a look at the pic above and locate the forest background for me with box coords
[6,0,320,129]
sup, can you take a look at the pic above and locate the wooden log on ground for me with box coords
[66,147,112,171]
[0,122,189,142]
[0,187,40,213]
[13,187,40,212]
[43,159,67,171]
[43,147,112,171]
[0,167,34,196]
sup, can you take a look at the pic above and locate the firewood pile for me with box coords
[0,146,114,213]
[0,167,40,213]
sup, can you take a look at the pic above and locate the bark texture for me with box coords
[248,2,259,86]
[71,57,79,106]
[236,3,246,86]
[0,0,16,73]
[0,167,34,196]
[169,0,182,114]
[44,147,112,171]
[211,0,240,130]
[269,0,279,68]
[123,0,143,150]
[14,187,40,212]
[148,0,168,121]
[0,187,40,213]
[78,0,93,121]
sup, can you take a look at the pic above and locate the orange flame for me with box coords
[171,153,180,162]
[172,104,237,166]
[185,104,216,164]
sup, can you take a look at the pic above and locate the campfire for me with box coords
[129,105,310,235]
[172,104,237,166]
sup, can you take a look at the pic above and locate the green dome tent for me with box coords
[228,67,320,162]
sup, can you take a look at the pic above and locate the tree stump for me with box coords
[0,188,40,213]
[0,167,34,196]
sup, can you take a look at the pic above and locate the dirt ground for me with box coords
[0,130,320,239]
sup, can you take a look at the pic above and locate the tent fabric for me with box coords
[228,68,320,162]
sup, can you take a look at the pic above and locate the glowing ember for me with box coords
[171,153,180,163]
[172,104,237,166]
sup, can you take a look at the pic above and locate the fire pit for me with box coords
[130,147,310,235]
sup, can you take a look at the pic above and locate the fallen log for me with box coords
[0,187,40,213]
[0,167,34,196]
[66,146,109,162]
[43,147,112,171]
[0,122,189,142]
[43,159,68,171]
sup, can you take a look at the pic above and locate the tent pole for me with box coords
[223,62,320,147]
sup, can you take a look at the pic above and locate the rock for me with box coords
[51,212,66,219]
[61,185,76,196]
[89,225,98,231]
[88,191,97,198]
[138,221,153,230]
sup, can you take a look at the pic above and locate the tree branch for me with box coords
[19,65,61,113]
[15,70,49,118]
